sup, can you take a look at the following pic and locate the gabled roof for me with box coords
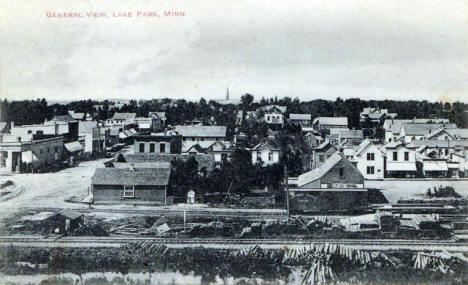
[402,123,456,136]
[289,114,311,120]
[447,128,468,139]
[258,105,287,113]
[149,112,166,119]
[112,112,136,121]
[251,139,281,151]
[313,139,336,151]
[384,140,418,149]
[313,117,348,126]
[92,167,171,186]
[174,125,227,138]
[208,141,229,151]
[424,127,453,139]
[186,144,207,154]
[297,152,346,187]
[383,119,412,133]
[355,139,385,157]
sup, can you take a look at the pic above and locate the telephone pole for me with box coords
[284,165,290,217]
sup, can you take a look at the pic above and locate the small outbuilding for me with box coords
[187,190,196,204]
[44,209,83,234]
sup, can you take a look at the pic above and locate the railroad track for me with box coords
[21,207,287,218]
[1,236,467,251]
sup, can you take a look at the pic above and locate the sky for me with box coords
[1,0,467,102]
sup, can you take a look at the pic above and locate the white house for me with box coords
[354,139,385,179]
[264,109,284,126]
[383,118,451,143]
[174,125,228,149]
[251,140,281,166]
[384,141,418,178]
[289,114,312,125]
[400,123,456,143]
[105,113,136,126]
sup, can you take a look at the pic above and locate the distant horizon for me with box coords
[3,95,467,105]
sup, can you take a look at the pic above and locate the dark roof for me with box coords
[92,167,171,186]
[57,209,82,220]
[297,152,343,187]
[121,153,215,171]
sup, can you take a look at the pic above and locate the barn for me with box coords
[91,165,171,205]
[288,152,369,213]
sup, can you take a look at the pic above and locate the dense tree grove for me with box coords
[2,97,466,129]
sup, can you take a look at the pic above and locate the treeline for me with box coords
[1,97,467,128]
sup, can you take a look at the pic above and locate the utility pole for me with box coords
[284,165,290,217]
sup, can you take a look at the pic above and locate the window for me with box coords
[268,152,274,161]
[139,143,145,153]
[149,143,155,153]
[393,152,398,161]
[201,138,204,141]
[27,130,32,134]
[339,167,345,178]
[123,186,134,198]
[367,166,375,174]
[445,149,448,155]
[160,143,166,153]
[319,154,325,162]
[47,148,50,153]
[404,152,409,161]
[367,153,375,161]
[40,149,43,155]
[54,146,59,153]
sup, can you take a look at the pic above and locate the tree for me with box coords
[241,93,254,111]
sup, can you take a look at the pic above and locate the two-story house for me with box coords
[384,141,418,178]
[354,139,385,179]
[400,123,457,143]
[251,140,281,166]
[174,125,227,149]
[134,135,182,154]
[105,113,136,126]
[311,140,337,169]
